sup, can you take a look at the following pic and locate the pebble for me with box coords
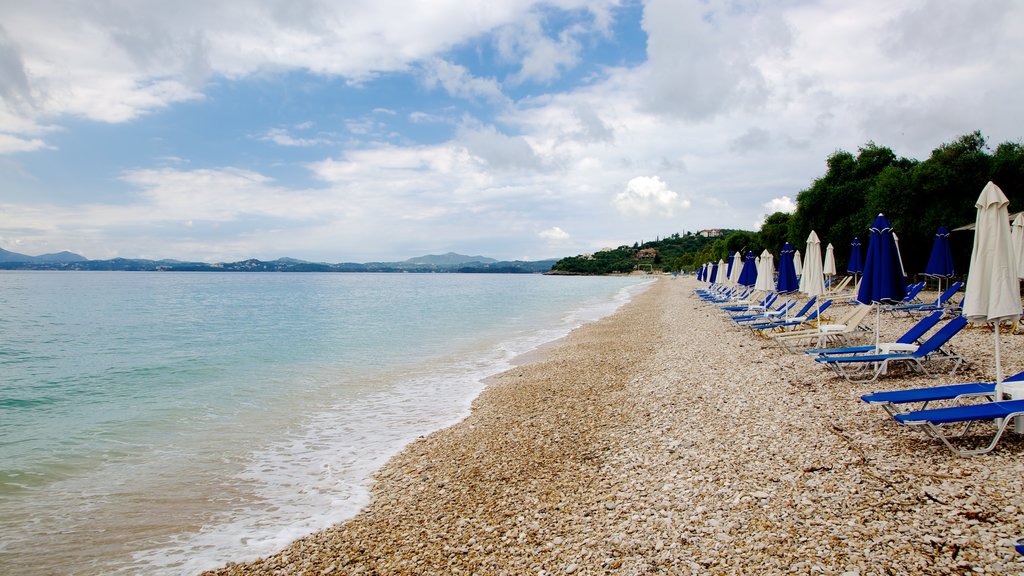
[201,278,1024,575]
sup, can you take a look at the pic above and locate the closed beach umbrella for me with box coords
[857,214,907,350]
[802,231,826,328]
[793,250,803,279]
[777,243,799,294]
[709,262,718,284]
[848,238,864,274]
[738,251,757,287]
[717,259,727,285]
[823,243,837,278]
[924,226,955,303]
[963,182,1021,400]
[729,252,743,286]
[802,231,826,297]
[848,237,864,289]
[1011,213,1024,280]
[754,249,775,292]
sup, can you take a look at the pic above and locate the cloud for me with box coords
[456,122,544,172]
[258,127,332,147]
[0,132,50,153]
[764,195,796,214]
[729,127,771,154]
[538,226,569,241]
[639,0,787,120]
[613,176,685,217]
[496,12,582,85]
[420,58,507,103]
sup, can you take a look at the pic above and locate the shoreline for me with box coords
[206,277,1024,575]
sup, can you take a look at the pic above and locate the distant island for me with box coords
[0,249,558,274]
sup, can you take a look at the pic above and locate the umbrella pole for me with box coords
[874,305,880,353]
[995,322,1004,400]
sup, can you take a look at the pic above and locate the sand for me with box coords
[204,276,1024,575]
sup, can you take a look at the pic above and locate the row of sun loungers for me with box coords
[694,278,1024,459]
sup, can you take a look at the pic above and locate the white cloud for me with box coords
[420,59,507,103]
[613,176,685,217]
[538,226,570,241]
[0,0,620,148]
[0,132,50,153]
[764,195,796,214]
[259,127,332,147]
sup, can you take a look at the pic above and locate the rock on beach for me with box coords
[204,276,1024,575]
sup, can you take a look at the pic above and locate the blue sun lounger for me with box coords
[747,300,832,332]
[886,281,963,316]
[814,316,968,383]
[805,310,945,356]
[731,299,798,324]
[861,371,1024,416]
[893,399,1024,456]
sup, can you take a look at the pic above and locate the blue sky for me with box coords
[1,0,1022,262]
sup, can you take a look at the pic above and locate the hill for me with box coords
[0,248,88,263]
[0,251,556,274]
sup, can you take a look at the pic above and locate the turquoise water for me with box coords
[0,271,650,575]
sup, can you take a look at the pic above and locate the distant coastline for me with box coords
[0,250,558,274]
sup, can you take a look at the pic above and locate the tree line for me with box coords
[552,131,1024,276]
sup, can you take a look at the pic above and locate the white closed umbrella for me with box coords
[793,250,803,279]
[717,258,727,285]
[754,249,775,293]
[729,252,743,286]
[1011,213,1024,280]
[823,243,837,289]
[802,231,827,329]
[963,181,1021,400]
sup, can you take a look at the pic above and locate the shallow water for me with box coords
[0,271,650,575]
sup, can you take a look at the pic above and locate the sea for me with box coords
[0,271,652,576]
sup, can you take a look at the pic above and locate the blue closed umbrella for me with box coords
[924,226,955,304]
[725,256,735,281]
[857,214,907,350]
[848,238,863,274]
[857,214,906,305]
[776,243,799,293]
[738,251,757,287]
[709,262,719,284]
[924,226,954,277]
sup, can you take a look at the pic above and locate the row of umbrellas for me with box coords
[698,226,959,291]
[697,181,1021,399]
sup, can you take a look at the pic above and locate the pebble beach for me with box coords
[205,276,1024,575]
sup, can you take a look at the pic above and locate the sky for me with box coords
[1,0,1022,263]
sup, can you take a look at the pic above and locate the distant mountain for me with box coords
[0,248,87,263]
[403,252,498,266]
[0,251,557,274]
[35,251,88,263]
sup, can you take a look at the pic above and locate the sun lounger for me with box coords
[814,316,968,383]
[827,275,852,295]
[720,292,776,312]
[747,300,832,332]
[876,281,925,311]
[886,281,963,316]
[804,310,945,357]
[1016,538,1024,556]
[730,299,797,323]
[771,304,872,352]
[893,399,1024,456]
[861,371,1024,416]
